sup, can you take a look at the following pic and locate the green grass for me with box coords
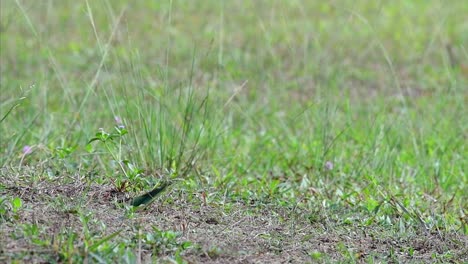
[1,1,467,263]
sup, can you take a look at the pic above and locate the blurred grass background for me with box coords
[1,0,467,229]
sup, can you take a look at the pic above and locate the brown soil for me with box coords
[1,171,467,263]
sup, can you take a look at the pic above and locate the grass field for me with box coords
[1,1,467,263]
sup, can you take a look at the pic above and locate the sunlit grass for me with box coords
[1,0,466,262]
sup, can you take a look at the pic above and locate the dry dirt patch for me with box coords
[1,176,467,263]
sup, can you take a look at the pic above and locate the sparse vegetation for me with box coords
[1,1,467,263]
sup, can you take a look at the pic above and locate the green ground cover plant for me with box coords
[1,1,467,263]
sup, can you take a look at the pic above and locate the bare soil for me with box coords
[1,170,467,263]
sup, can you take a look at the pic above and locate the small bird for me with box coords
[131,180,171,207]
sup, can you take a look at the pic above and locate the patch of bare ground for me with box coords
[1,169,467,263]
